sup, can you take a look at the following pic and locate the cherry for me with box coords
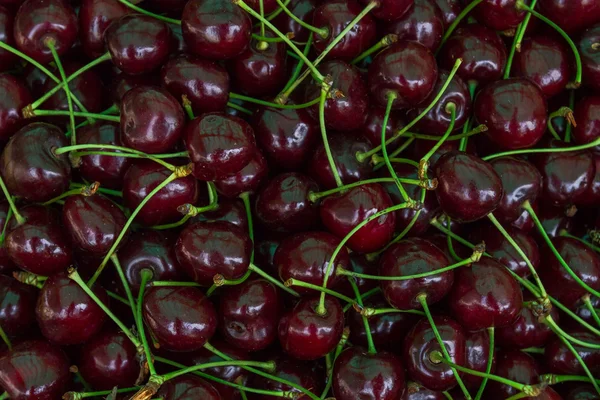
[243,0,278,13]
[411,137,477,171]
[182,0,252,60]
[578,152,600,207]
[122,160,198,226]
[157,374,220,400]
[0,123,71,203]
[0,75,31,142]
[278,295,344,360]
[78,330,140,390]
[546,328,600,376]
[110,72,159,105]
[433,151,503,223]
[360,0,412,21]
[0,6,17,71]
[219,279,281,352]
[578,23,600,91]
[79,0,130,58]
[439,24,507,85]
[368,40,438,109]
[143,285,217,351]
[401,383,446,399]
[448,257,523,331]
[105,14,172,75]
[496,298,558,350]
[537,0,600,34]
[250,356,323,400]
[462,329,495,391]
[534,203,574,239]
[272,0,317,42]
[214,150,269,198]
[403,315,466,392]
[254,172,320,233]
[184,112,256,181]
[474,78,548,150]
[383,0,445,51]
[304,60,368,131]
[13,0,78,63]
[473,0,525,31]
[485,350,540,400]
[22,64,49,98]
[380,237,454,310]
[274,231,350,294]
[432,0,460,29]
[176,221,252,286]
[0,274,36,337]
[573,96,600,145]
[192,198,248,231]
[333,346,406,400]
[0,340,70,400]
[161,54,230,115]
[252,105,319,171]
[360,106,405,150]
[320,183,396,253]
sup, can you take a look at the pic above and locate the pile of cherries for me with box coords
[1,0,600,398]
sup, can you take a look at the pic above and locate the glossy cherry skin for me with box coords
[214,150,268,198]
[312,0,377,61]
[192,198,248,231]
[486,350,540,400]
[545,328,600,375]
[79,330,140,390]
[537,0,600,34]
[579,153,600,207]
[79,0,129,58]
[274,231,350,295]
[219,279,281,352]
[185,112,256,181]
[579,23,600,91]
[252,105,319,171]
[462,329,494,391]
[403,315,466,392]
[0,75,31,143]
[255,172,320,233]
[13,0,78,63]
[320,183,396,253]
[110,72,159,105]
[278,295,344,360]
[182,0,252,60]
[496,300,558,350]
[473,0,525,31]
[120,86,184,154]
[0,275,36,337]
[250,357,322,400]
[158,375,220,400]
[272,0,317,42]
[307,131,373,189]
[143,286,216,351]
[176,221,252,286]
[36,272,108,345]
[0,123,71,203]
[161,55,230,115]
[369,41,438,109]
[380,237,453,310]
[333,347,406,400]
[122,160,198,226]
[105,15,171,75]
[433,151,503,223]
[573,96,600,145]
[383,0,444,51]
[305,60,368,131]
[0,6,17,71]
[360,0,412,20]
[0,340,70,400]
[401,383,446,400]
[448,257,523,331]
[439,24,507,85]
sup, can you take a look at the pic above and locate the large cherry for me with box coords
[579,23,600,91]
[537,0,600,34]
[250,357,323,400]
[545,328,600,375]
[462,329,495,391]
[0,274,36,337]
[79,0,130,58]
[485,350,540,400]
[213,150,269,198]
[573,96,600,145]
[0,6,17,71]
[383,0,444,51]
[473,0,525,31]
[0,75,31,142]
[157,375,220,400]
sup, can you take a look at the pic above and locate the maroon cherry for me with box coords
[161,55,230,115]
[0,6,17,71]
[250,357,323,400]
[0,340,70,400]
[158,375,220,400]
[320,183,396,253]
[401,383,446,399]
[463,329,495,391]
[537,0,600,34]
[78,0,130,58]
[0,274,36,337]
[13,0,78,63]
[433,151,503,223]
[473,0,525,31]
[545,328,600,375]
[573,96,600,145]
[383,0,444,51]
[578,152,600,208]
[182,0,252,60]
[214,150,269,198]
[360,0,412,21]
[433,0,460,28]
[110,72,159,105]
[143,286,217,351]
[191,198,248,231]
[278,295,344,360]
[272,0,317,42]
[486,350,540,400]
[0,75,31,143]
[579,23,600,91]
[360,106,405,150]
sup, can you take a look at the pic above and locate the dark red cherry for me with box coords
[432,0,460,28]
[537,0,600,34]
[105,14,171,75]
[486,350,540,400]
[578,23,600,91]
[36,272,108,345]
[0,274,36,337]
[307,131,373,189]
[274,231,350,294]
[191,198,248,231]
[214,150,268,198]
[0,6,17,71]
[243,0,278,13]
[272,0,317,42]
[496,297,558,350]
[401,382,446,399]
[182,0,252,60]
[0,340,70,400]
[62,193,127,256]
[439,24,507,85]
[369,41,438,109]
[120,86,185,154]
[157,375,220,400]
[22,64,48,98]
[360,106,405,150]
[578,152,600,207]
[360,0,412,21]
[545,328,600,375]
[13,0,78,63]
[278,295,344,360]
[433,151,503,223]
[383,0,444,51]
[333,347,406,400]
[403,315,466,392]
[463,329,495,391]
[312,0,377,61]
[0,123,71,203]
[185,112,256,181]
[0,75,31,142]
[573,96,600,145]
[161,55,230,115]
[78,0,130,58]
[219,279,281,352]
[250,357,323,400]
[143,286,217,351]
[122,160,199,226]
[380,237,454,310]
[255,172,320,233]
[448,257,523,331]
[304,60,368,131]
[320,183,396,253]
[535,203,574,239]
[175,221,252,286]
[79,330,140,390]
[473,0,525,31]
[252,105,319,171]
[110,72,159,105]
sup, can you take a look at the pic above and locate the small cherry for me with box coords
[272,0,317,42]
[250,356,323,399]
[383,0,445,51]
[573,96,600,145]
[462,329,495,391]
[485,350,540,400]
[78,0,130,58]
[578,23,600,91]
[157,375,220,400]
[537,0,600,34]
[0,274,36,337]
[0,6,17,71]
[214,150,269,198]
[545,328,600,375]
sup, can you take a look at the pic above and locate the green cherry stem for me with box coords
[110,254,137,318]
[229,92,320,109]
[46,39,77,145]
[117,0,181,24]
[0,204,13,245]
[41,181,99,206]
[0,176,24,225]
[344,287,380,313]
[285,278,356,304]
[0,323,12,351]
[252,33,290,44]
[27,109,120,123]
[63,386,141,399]
[582,295,600,327]
[560,230,600,253]
[70,182,123,198]
[408,124,488,142]
[320,328,350,399]
[373,137,416,171]
[565,89,576,142]
[65,104,120,138]
[458,81,477,152]
[265,0,289,20]
[482,136,600,161]
[12,271,47,288]
[547,106,576,141]
[0,392,8,400]
[182,95,194,119]
[318,83,343,188]
[227,101,253,116]
[249,263,299,297]
[275,0,328,38]
[210,270,252,292]
[308,177,424,203]
[348,277,376,354]
[539,373,600,385]
[521,347,545,354]
[474,327,495,400]
[543,315,600,349]
[359,307,426,317]
[351,33,398,65]
[436,0,484,54]
[282,33,313,93]
[374,157,419,168]
[137,270,157,379]
[504,0,538,79]
[419,103,456,182]
[149,281,201,288]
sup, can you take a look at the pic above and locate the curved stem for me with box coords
[436,0,484,54]
[504,0,538,79]
[64,387,140,399]
[309,177,422,202]
[55,144,177,171]
[249,263,299,297]
[42,182,99,206]
[351,34,397,65]
[162,360,275,384]
[117,0,181,24]
[474,327,495,400]
[252,33,287,44]
[565,90,576,142]
[275,0,328,38]
[46,40,77,145]
[539,374,600,385]
[360,307,425,317]
[227,101,253,116]
[483,137,600,161]
[404,124,487,141]
[286,278,355,304]
[547,106,576,141]
[348,277,376,354]
[111,254,137,318]
[240,192,254,262]
[0,177,24,225]
[318,84,343,188]
[373,137,416,171]
[230,93,320,110]
[137,269,156,378]
[282,33,313,93]
[419,103,456,181]
[30,109,120,123]
[582,295,600,327]
[544,315,600,349]
[65,104,120,137]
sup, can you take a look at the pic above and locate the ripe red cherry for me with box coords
[192,198,248,231]
[463,329,495,391]
[545,328,600,376]
[473,0,525,31]
[0,274,36,337]
[0,75,31,142]
[433,0,460,28]
[485,350,540,400]
[213,150,269,198]
[383,0,445,51]
[361,0,412,21]
[573,96,600,145]
[250,357,323,400]
[0,6,17,71]
[157,375,220,400]
[496,297,558,350]
[79,0,130,58]
[182,0,252,60]
[579,23,600,91]
[537,0,600,34]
